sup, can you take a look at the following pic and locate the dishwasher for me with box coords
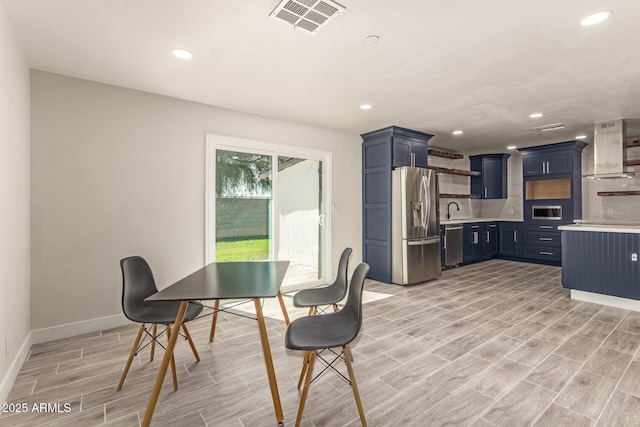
[443,224,463,267]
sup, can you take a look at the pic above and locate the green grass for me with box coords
[215,238,269,262]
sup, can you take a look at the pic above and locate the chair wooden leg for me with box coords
[307,307,314,316]
[150,324,157,362]
[296,350,316,427]
[297,351,310,389]
[182,323,200,362]
[166,325,178,391]
[333,303,339,312]
[117,324,145,391]
[344,345,366,427]
[209,299,220,342]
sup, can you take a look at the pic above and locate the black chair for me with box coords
[285,262,370,427]
[117,256,203,391]
[292,247,352,387]
[292,247,352,314]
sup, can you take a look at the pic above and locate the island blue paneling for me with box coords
[562,231,640,300]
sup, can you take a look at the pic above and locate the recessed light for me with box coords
[529,113,544,118]
[581,10,612,26]
[452,130,463,135]
[507,145,516,150]
[171,48,193,59]
[360,104,372,110]
[575,135,587,140]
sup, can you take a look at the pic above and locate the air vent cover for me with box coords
[533,123,566,132]
[270,0,345,34]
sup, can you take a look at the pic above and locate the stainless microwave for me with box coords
[532,206,562,220]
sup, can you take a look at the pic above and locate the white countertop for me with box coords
[440,218,522,225]
[559,223,640,233]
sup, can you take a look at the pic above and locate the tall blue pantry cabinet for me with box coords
[361,126,434,282]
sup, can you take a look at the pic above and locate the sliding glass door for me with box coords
[206,136,330,290]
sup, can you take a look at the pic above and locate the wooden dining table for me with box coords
[141,260,290,426]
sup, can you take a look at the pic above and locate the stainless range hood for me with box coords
[586,119,635,179]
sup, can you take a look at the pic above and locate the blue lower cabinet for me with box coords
[485,222,498,257]
[523,245,561,263]
[463,223,486,263]
[562,231,640,300]
[498,222,523,258]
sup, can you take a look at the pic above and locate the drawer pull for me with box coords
[539,226,553,229]
[540,251,554,256]
[539,237,553,241]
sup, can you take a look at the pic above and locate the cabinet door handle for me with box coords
[540,251,554,256]
[542,162,545,174]
[473,231,478,244]
[484,188,488,198]
[486,231,489,242]
[514,231,517,242]
[547,161,550,174]
[539,237,553,241]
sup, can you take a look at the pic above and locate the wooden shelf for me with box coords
[428,148,464,160]
[627,159,640,166]
[428,165,480,176]
[597,191,640,197]
[439,193,472,199]
[627,139,640,148]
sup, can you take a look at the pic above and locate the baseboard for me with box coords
[0,331,32,405]
[572,290,640,313]
[31,313,131,345]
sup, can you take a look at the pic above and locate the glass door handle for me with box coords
[318,214,326,226]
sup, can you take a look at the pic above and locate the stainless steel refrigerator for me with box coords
[391,167,441,285]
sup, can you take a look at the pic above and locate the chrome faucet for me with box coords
[447,202,460,220]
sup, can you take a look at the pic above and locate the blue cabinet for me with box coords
[498,221,523,258]
[361,126,434,282]
[562,231,640,300]
[485,222,498,256]
[518,140,586,266]
[392,136,428,168]
[463,223,486,263]
[470,154,510,199]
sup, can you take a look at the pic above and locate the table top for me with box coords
[145,260,290,302]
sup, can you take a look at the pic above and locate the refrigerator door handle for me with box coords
[421,175,430,231]
[407,238,439,246]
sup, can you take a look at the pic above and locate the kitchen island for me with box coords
[559,221,640,311]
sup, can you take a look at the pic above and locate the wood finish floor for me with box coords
[4,259,640,426]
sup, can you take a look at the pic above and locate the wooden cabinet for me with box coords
[462,221,498,262]
[485,222,498,256]
[361,126,434,282]
[392,136,428,168]
[518,140,586,266]
[470,154,510,199]
[463,223,486,263]
[498,221,523,258]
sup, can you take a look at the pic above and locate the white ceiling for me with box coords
[4,0,640,153]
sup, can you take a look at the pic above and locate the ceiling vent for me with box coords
[533,123,566,132]
[270,0,345,34]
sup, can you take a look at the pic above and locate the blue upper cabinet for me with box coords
[469,154,510,199]
[361,126,433,283]
[520,140,586,177]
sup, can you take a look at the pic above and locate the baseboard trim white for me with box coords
[0,331,32,405]
[571,290,640,313]
[31,313,131,345]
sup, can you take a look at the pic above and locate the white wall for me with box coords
[30,70,361,332]
[435,152,523,221]
[0,1,31,401]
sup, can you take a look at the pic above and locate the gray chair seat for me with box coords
[284,262,369,427]
[118,256,203,391]
[292,247,351,309]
